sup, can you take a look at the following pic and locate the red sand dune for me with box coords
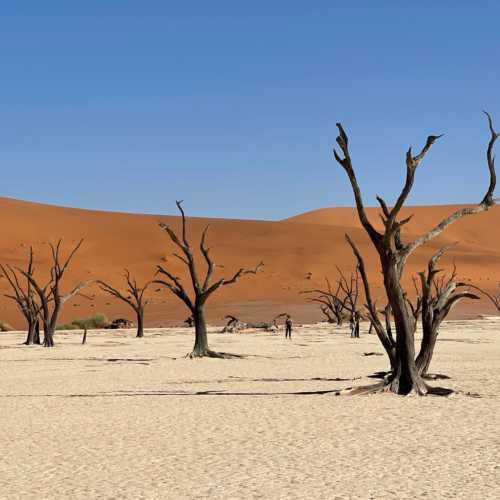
[0,197,498,328]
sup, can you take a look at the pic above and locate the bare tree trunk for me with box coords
[42,304,60,347]
[24,318,36,345]
[416,324,438,377]
[384,265,427,395]
[34,320,41,345]
[42,315,55,347]
[190,305,209,357]
[82,327,88,345]
[44,331,54,347]
[136,309,144,338]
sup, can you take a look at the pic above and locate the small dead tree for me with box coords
[337,267,361,338]
[155,201,263,358]
[416,248,479,377]
[19,239,89,347]
[335,112,497,394]
[1,248,42,345]
[221,315,246,333]
[98,270,151,338]
[301,277,348,326]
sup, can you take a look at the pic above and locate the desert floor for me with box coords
[1,318,499,500]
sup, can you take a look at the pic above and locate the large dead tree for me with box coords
[415,248,479,377]
[335,112,497,394]
[155,201,263,358]
[18,239,89,347]
[1,247,42,345]
[98,270,151,338]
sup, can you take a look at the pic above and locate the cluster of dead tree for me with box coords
[1,240,90,347]
[0,241,153,346]
[301,268,363,338]
[0,112,496,390]
[332,111,497,395]
[0,200,263,352]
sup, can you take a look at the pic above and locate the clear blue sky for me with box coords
[1,1,499,219]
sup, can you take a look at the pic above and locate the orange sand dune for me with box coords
[0,197,498,328]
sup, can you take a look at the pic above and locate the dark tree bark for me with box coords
[335,112,497,394]
[18,239,89,347]
[154,201,263,358]
[82,327,88,345]
[98,270,151,338]
[25,318,37,345]
[33,320,41,345]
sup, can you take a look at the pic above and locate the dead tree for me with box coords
[19,239,89,347]
[336,112,497,394]
[155,201,263,358]
[222,313,285,333]
[98,270,151,338]
[415,248,479,377]
[337,267,361,338]
[465,283,500,313]
[301,277,348,326]
[221,315,246,333]
[1,248,42,345]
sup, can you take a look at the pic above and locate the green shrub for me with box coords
[55,322,80,331]
[0,320,14,332]
[56,313,109,331]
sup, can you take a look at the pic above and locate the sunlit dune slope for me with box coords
[0,197,498,328]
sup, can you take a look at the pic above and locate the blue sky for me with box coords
[1,1,499,219]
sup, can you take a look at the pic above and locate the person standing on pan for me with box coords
[285,315,293,339]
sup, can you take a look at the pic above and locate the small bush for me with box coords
[0,320,14,332]
[57,313,109,331]
[55,323,80,331]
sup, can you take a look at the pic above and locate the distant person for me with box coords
[285,315,293,339]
